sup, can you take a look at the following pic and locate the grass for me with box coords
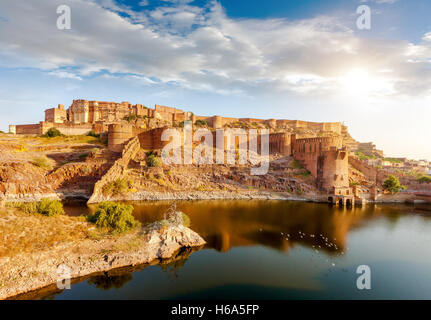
[24,135,102,145]
[0,206,91,257]
[291,159,303,169]
[146,154,162,167]
[31,156,51,170]
[8,199,65,216]
[294,170,311,177]
[102,178,133,196]
[355,151,378,160]
[79,153,89,160]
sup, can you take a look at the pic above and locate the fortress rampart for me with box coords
[292,136,349,193]
[9,99,356,194]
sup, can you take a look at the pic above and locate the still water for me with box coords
[26,200,431,299]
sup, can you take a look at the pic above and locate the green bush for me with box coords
[181,212,191,227]
[87,202,140,233]
[37,199,65,216]
[146,154,162,167]
[87,130,100,138]
[11,199,64,216]
[124,114,137,122]
[383,175,406,194]
[102,179,132,196]
[194,119,208,126]
[43,127,63,138]
[417,175,431,184]
[31,156,51,170]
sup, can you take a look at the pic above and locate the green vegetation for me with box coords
[383,157,403,164]
[124,114,138,122]
[355,151,378,160]
[102,178,133,196]
[31,156,51,170]
[194,119,208,126]
[87,130,100,138]
[350,181,360,187]
[181,212,191,227]
[146,154,162,167]
[10,199,65,216]
[87,202,140,233]
[291,159,303,169]
[79,153,89,160]
[43,127,64,138]
[417,175,431,184]
[294,170,311,177]
[383,175,406,194]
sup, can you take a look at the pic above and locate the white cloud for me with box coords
[0,0,429,98]
[48,70,83,81]
[360,0,399,4]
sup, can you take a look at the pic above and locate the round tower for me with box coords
[212,116,223,129]
[108,124,133,152]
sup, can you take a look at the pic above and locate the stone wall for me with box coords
[88,136,141,203]
[348,155,377,183]
[292,136,348,191]
[108,124,133,153]
[14,123,42,135]
[269,133,292,156]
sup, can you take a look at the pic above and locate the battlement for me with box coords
[8,99,355,194]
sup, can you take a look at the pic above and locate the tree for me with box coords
[87,202,140,233]
[43,127,63,138]
[383,175,406,194]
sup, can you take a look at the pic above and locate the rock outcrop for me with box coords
[0,211,206,300]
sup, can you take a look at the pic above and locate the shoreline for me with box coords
[0,217,206,300]
[1,190,426,205]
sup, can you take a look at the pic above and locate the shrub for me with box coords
[291,159,303,169]
[383,157,402,164]
[79,153,89,160]
[355,151,377,160]
[146,154,162,167]
[31,156,51,170]
[417,175,431,184]
[181,212,191,227]
[37,199,65,216]
[11,199,64,216]
[87,202,140,233]
[87,130,100,138]
[102,179,132,196]
[43,127,63,138]
[194,119,208,126]
[383,175,406,194]
[124,114,137,122]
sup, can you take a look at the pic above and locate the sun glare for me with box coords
[338,68,394,97]
[340,69,373,95]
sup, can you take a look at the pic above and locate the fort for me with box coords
[9,99,376,205]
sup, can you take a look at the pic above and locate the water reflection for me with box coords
[127,200,387,254]
[23,200,431,300]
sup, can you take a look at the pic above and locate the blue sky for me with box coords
[0,0,430,159]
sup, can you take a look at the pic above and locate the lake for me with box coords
[22,200,431,299]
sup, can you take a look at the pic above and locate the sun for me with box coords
[340,68,375,95]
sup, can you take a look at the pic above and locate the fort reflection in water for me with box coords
[114,200,393,254]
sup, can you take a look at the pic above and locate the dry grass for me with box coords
[21,135,102,145]
[0,208,103,257]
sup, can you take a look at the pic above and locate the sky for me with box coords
[0,0,430,160]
